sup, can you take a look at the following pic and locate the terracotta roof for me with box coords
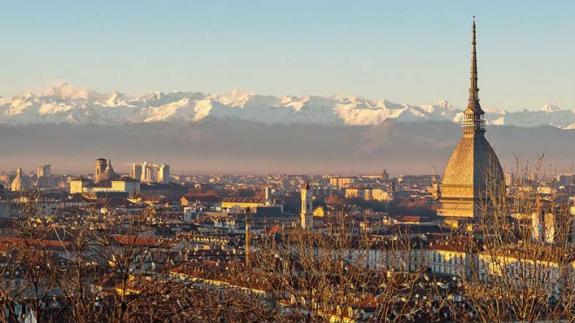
[0,237,71,252]
[221,197,264,204]
[111,234,165,247]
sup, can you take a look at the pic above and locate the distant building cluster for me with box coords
[70,158,140,198]
[557,174,575,186]
[344,187,391,202]
[6,164,65,192]
[130,162,170,184]
[329,176,356,188]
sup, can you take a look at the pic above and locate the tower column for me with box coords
[300,182,313,230]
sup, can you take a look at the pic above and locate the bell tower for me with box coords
[300,182,314,229]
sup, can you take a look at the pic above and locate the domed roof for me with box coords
[441,135,504,199]
[11,168,31,192]
[438,19,505,221]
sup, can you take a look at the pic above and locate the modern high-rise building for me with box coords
[37,164,51,178]
[129,162,170,184]
[438,19,505,227]
[130,163,143,182]
[158,164,170,184]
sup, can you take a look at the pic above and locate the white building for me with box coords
[129,162,170,184]
[69,177,140,198]
[37,164,51,178]
[158,164,170,184]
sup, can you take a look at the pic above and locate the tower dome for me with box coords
[11,168,31,192]
[438,19,505,225]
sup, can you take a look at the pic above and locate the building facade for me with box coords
[94,158,118,183]
[329,176,356,188]
[130,162,170,184]
[37,164,51,178]
[11,168,32,192]
[69,177,140,198]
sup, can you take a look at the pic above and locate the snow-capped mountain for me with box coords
[0,82,573,128]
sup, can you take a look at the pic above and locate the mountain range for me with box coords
[1,82,574,174]
[1,82,574,128]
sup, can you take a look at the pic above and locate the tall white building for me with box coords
[130,164,143,182]
[37,164,51,178]
[129,162,170,184]
[158,164,170,184]
[300,182,313,230]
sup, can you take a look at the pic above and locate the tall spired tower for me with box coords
[300,182,314,230]
[438,19,505,227]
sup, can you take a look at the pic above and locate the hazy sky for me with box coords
[1,0,573,110]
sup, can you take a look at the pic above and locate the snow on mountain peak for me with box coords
[103,91,134,107]
[436,99,454,109]
[217,89,255,107]
[542,104,561,113]
[0,84,572,128]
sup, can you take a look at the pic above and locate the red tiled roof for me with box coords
[221,197,264,204]
[0,237,71,251]
[111,234,164,247]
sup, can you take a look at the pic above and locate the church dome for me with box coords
[11,168,31,192]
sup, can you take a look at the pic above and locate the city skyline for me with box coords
[1,1,574,110]
[1,4,575,321]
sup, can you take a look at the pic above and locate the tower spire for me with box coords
[467,17,483,114]
[463,17,485,135]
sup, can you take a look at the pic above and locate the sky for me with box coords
[0,0,573,111]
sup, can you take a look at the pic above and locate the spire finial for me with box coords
[463,17,485,134]
[469,16,479,109]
